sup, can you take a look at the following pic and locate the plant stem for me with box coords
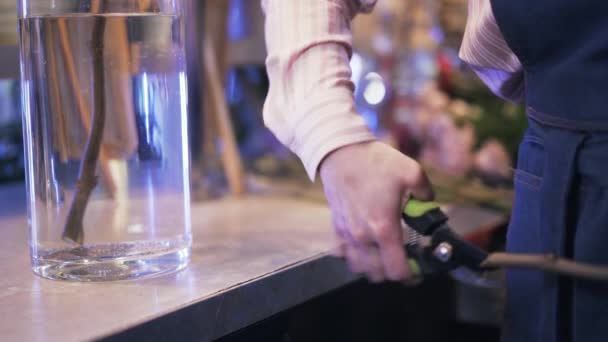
[482,252,608,282]
[62,14,107,244]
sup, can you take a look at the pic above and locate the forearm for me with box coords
[262,0,377,180]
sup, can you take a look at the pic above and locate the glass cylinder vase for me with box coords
[18,0,191,281]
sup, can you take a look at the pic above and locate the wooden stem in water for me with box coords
[62,14,107,244]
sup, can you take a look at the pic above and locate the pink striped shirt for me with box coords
[262,0,523,180]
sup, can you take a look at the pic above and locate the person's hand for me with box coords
[319,141,434,283]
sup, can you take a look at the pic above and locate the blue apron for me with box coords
[504,117,608,342]
[487,1,608,340]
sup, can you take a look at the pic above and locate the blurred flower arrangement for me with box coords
[349,0,526,211]
[414,58,527,184]
[411,59,525,211]
[361,58,522,212]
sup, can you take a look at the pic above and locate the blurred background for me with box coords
[0,0,22,184]
[0,0,526,211]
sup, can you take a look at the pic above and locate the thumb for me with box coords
[405,170,434,202]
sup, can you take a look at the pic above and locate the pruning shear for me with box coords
[402,200,608,284]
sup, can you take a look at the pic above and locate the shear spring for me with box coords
[407,226,421,246]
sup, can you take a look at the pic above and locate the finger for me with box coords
[373,220,410,281]
[352,217,385,282]
[345,224,382,280]
[358,243,385,283]
[340,212,385,282]
[379,239,410,281]
[330,216,348,258]
[404,166,434,201]
[344,244,364,274]
[345,239,384,282]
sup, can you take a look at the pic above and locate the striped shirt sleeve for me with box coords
[459,0,525,103]
[262,0,378,181]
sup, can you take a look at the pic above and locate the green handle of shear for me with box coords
[403,199,445,279]
[403,199,442,218]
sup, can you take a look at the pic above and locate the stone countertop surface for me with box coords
[0,184,505,341]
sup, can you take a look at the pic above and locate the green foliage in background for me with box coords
[449,70,528,162]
